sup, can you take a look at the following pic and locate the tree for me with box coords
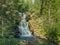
[42,0,60,45]
[0,0,30,37]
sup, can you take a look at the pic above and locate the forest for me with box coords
[0,0,60,45]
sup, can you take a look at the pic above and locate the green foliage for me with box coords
[0,38,20,45]
[42,0,60,43]
[0,0,60,45]
[0,0,29,37]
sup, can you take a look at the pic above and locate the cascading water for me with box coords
[18,13,33,40]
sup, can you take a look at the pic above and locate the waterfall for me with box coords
[18,13,33,39]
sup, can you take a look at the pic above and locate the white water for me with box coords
[18,13,32,37]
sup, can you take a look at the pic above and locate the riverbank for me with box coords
[0,37,59,45]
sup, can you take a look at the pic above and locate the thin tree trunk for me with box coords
[1,0,6,37]
[2,19,4,37]
[47,0,51,45]
[48,1,51,24]
[40,0,44,16]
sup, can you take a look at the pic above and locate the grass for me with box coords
[0,37,58,45]
[0,38,20,45]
